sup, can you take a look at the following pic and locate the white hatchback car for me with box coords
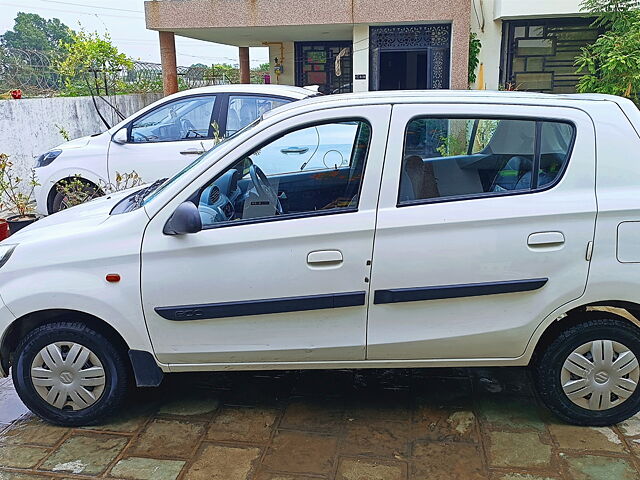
[33,84,314,215]
[4,90,640,427]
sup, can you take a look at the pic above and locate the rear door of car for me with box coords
[367,102,597,360]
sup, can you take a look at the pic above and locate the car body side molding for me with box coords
[373,278,548,305]
[155,291,367,321]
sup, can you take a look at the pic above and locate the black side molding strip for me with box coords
[373,278,548,305]
[155,291,367,321]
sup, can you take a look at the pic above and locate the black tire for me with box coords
[533,313,640,426]
[12,322,129,426]
[51,181,101,213]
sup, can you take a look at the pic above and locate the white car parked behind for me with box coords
[33,84,315,215]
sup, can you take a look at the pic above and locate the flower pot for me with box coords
[0,220,9,241]
[7,214,38,234]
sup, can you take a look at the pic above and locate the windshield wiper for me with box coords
[129,178,168,208]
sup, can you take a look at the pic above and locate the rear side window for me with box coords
[399,117,574,204]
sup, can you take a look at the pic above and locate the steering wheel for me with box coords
[180,118,197,139]
[249,164,283,214]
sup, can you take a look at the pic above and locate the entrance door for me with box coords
[141,105,391,366]
[367,103,596,360]
[370,25,451,91]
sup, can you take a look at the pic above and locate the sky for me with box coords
[0,0,270,67]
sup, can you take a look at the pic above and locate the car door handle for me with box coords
[281,147,309,154]
[180,148,205,155]
[528,232,565,247]
[307,250,343,265]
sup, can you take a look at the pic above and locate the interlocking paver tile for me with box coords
[411,441,486,480]
[262,431,338,475]
[0,472,53,480]
[487,431,552,468]
[619,414,640,437]
[479,397,546,432]
[336,457,406,480]
[40,433,128,475]
[0,444,49,468]
[254,474,320,480]
[128,419,205,459]
[413,405,477,443]
[184,444,260,480]
[548,424,625,452]
[206,406,278,443]
[280,399,344,433]
[562,453,640,480]
[341,418,411,459]
[109,456,185,480]
[0,416,68,446]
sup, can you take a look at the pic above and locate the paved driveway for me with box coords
[0,367,639,480]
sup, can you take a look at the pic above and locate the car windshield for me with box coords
[142,116,263,206]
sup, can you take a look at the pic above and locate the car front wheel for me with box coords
[12,322,129,426]
[534,313,640,426]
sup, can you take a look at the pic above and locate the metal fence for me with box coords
[0,49,267,98]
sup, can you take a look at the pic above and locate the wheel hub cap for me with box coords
[30,342,106,411]
[561,340,639,411]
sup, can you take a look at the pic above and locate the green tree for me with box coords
[55,30,133,96]
[255,62,270,72]
[0,12,74,52]
[576,0,640,103]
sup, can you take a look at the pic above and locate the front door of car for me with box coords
[367,103,596,360]
[107,94,219,185]
[141,105,391,365]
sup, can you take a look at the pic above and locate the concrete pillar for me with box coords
[352,25,369,92]
[239,47,250,84]
[159,31,178,95]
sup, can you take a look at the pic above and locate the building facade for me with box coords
[144,0,601,95]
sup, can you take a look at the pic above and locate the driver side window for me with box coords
[130,95,217,143]
[197,120,371,228]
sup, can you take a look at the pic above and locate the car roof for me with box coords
[168,84,315,100]
[262,89,635,119]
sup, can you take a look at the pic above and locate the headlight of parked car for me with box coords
[0,245,17,269]
[34,149,62,168]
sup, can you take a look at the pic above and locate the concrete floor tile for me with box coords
[0,444,49,468]
[562,454,640,480]
[184,444,260,480]
[109,457,186,480]
[254,474,320,480]
[262,431,337,475]
[207,406,277,444]
[479,397,546,432]
[548,424,625,452]
[128,419,205,459]
[412,377,473,407]
[487,431,552,469]
[341,419,411,459]
[619,414,640,437]
[280,399,344,433]
[157,395,220,417]
[413,406,477,443]
[411,441,486,480]
[336,458,406,480]
[40,433,128,475]
[0,472,53,480]
[490,474,561,480]
[0,416,69,446]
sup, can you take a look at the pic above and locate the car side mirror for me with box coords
[112,127,128,145]
[163,201,202,235]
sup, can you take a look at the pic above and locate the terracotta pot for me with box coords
[0,220,9,241]
[7,214,38,234]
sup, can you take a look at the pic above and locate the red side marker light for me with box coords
[106,274,121,283]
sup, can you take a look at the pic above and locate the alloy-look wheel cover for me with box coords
[561,340,640,411]
[30,342,106,411]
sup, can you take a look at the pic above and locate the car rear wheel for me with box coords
[12,322,129,426]
[534,313,640,426]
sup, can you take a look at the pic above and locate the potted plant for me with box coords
[0,153,39,234]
